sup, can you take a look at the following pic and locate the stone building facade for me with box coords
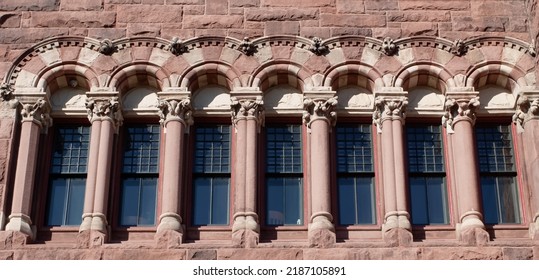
[0,0,539,260]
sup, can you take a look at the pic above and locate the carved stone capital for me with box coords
[19,98,52,131]
[513,95,539,132]
[230,96,264,130]
[85,97,123,131]
[158,98,193,127]
[302,97,338,130]
[442,96,480,133]
[372,96,408,133]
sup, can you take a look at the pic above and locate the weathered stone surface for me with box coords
[188,249,217,260]
[401,22,438,36]
[231,0,260,7]
[183,15,243,29]
[365,0,399,10]
[0,13,21,28]
[471,1,527,16]
[262,0,334,7]
[420,247,503,260]
[206,0,228,15]
[127,23,161,37]
[246,8,318,21]
[320,14,386,27]
[14,249,103,260]
[0,28,69,44]
[387,11,451,22]
[117,5,183,23]
[166,0,204,4]
[265,21,300,36]
[102,249,186,260]
[87,28,126,40]
[336,0,365,14]
[218,248,303,260]
[29,12,116,28]
[502,247,533,260]
[452,16,507,32]
[61,0,104,11]
[0,0,60,11]
[400,0,470,10]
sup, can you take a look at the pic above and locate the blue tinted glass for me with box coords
[266,177,302,225]
[47,178,68,226]
[65,178,85,225]
[338,177,375,225]
[336,125,373,173]
[406,125,444,173]
[481,176,520,224]
[51,126,90,175]
[193,178,212,225]
[410,177,429,225]
[120,178,140,226]
[338,178,356,225]
[284,178,302,225]
[266,125,302,173]
[356,177,375,224]
[211,178,230,225]
[481,176,499,224]
[410,177,448,225]
[123,125,160,174]
[139,178,157,226]
[266,178,285,225]
[476,125,515,172]
[194,125,231,173]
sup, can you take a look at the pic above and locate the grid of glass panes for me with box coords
[192,125,231,226]
[336,124,375,225]
[120,125,160,226]
[406,125,448,225]
[266,125,303,226]
[47,126,90,226]
[476,125,520,224]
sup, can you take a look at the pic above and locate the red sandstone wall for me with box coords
[0,0,533,82]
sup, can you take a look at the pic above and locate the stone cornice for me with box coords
[443,92,480,133]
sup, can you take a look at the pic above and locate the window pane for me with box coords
[476,126,515,173]
[336,125,373,173]
[65,178,85,226]
[193,177,212,225]
[120,178,140,226]
[338,177,375,225]
[211,178,230,225]
[356,177,376,224]
[266,177,302,225]
[481,176,520,224]
[406,125,444,173]
[338,178,356,225]
[266,125,302,173]
[51,126,90,175]
[47,178,68,226]
[194,125,231,174]
[266,178,284,225]
[123,125,160,174]
[410,177,429,225]
[138,178,157,226]
[425,177,448,224]
[284,178,303,225]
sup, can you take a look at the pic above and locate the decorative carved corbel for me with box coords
[382,37,398,56]
[85,97,123,130]
[443,96,480,133]
[0,82,13,101]
[309,37,328,56]
[169,37,187,56]
[372,96,408,133]
[452,39,467,56]
[19,98,52,131]
[98,39,116,55]
[238,37,256,56]
[158,98,193,127]
[302,97,338,130]
[230,96,264,130]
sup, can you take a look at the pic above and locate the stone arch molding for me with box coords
[1,35,537,102]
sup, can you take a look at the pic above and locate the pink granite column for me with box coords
[444,94,488,245]
[5,98,51,242]
[373,92,412,245]
[513,92,539,239]
[155,96,192,247]
[304,96,338,248]
[230,96,263,247]
[79,96,122,246]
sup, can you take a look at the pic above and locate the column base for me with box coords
[232,213,260,248]
[0,230,30,249]
[79,214,93,232]
[0,211,6,230]
[529,215,539,240]
[382,228,413,247]
[457,211,488,245]
[156,213,183,234]
[90,213,108,233]
[77,230,107,248]
[308,213,336,248]
[4,214,35,241]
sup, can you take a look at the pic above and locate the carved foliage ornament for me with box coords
[0,82,14,100]
[302,97,338,129]
[309,37,328,56]
[372,96,408,133]
[513,96,539,132]
[85,97,123,128]
[158,98,193,126]
[20,98,52,130]
[230,97,264,128]
[382,37,397,56]
[442,97,480,133]
[169,37,187,56]
[98,39,116,55]
[238,37,256,56]
[452,39,467,56]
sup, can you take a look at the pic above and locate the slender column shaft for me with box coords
[80,120,101,231]
[381,120,397,218]
[522,119,539,231]
[234,119,247,216]
[309,119,331,215]
[245,118,258,214]
[160,120,185,219]
[392,120,408,214]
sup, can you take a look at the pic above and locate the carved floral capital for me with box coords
[230,97,264,130]
[85,97,123,130]
[442,97,480,133]
[513,96,539,132]
[372,96,408,133]
[302,97,338,130]
[158,98,193,127]
[19,98,52,131]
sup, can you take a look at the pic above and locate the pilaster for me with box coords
[5,89,52,242]
[373,87,412,245]
[303,88,337,248]
[513,89,539,239]
[230,87,264,248]
[444,89,488,245]
[155,88,192,248]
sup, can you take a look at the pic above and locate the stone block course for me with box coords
[117,5,183,23]
[365,0,399,10]
[265,21,300,36]
[246,8,319,21]
[399,0,470,10]
[60,0,104,11]
[387,11,451,23]
[0,0,60,11]
[28,11,116,28]
[336,0,365,14]
[231,0,260,7]
[183,15,243,29]
[262,0,335,7]
[0,13,21,28]
[205,0,228,15]
[320,14,386,27]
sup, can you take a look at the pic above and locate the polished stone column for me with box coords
[230,91,264,248]
[303,90,337,248]
[443,91,488,245]
[78,95,122,247]
[373,88,412,245]
[513,89,539,239]
[155,91,192,248]
[5,97,51,242]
